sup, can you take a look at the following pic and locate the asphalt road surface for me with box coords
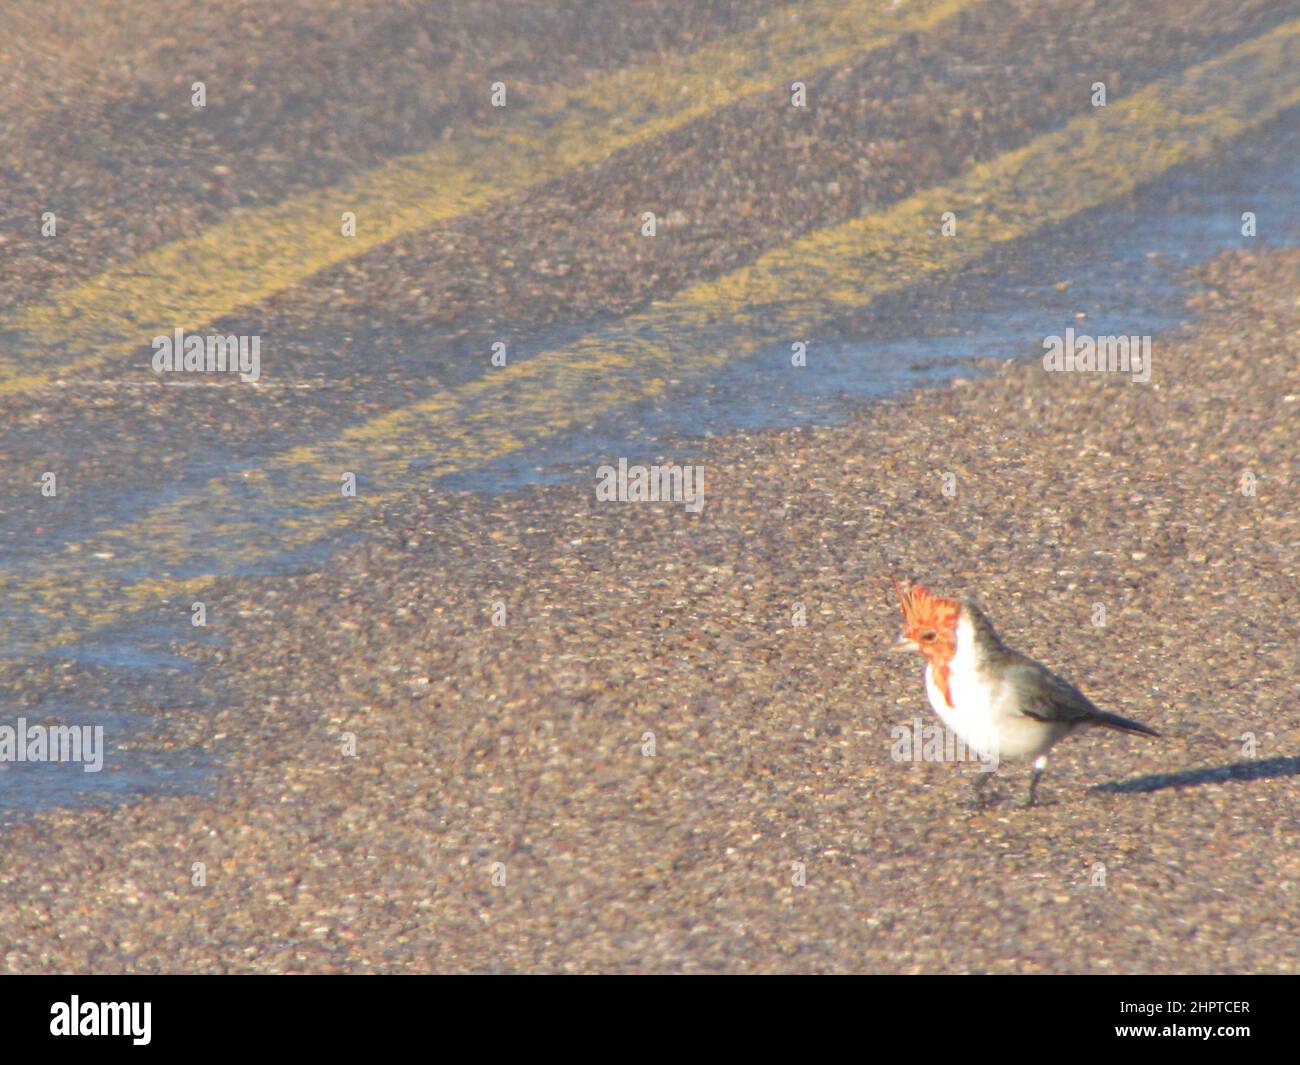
[0,0,1297,972]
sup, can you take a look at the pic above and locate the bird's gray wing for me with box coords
[999,652,1159,736]
[999,652,1104,725]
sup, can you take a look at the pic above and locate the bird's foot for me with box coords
[1023,758,1053,808]
[968,771,999,809]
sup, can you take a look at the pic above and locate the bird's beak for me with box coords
[889,636,919,654]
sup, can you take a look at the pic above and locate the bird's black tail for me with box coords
[1092,709,1160,738]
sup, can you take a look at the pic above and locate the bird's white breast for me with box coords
[923,611,1058,760]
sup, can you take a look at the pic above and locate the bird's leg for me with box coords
[1025,755,1049,807]
[970,768,996,808]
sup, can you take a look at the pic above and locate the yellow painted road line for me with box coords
[0,0,974,398]
[4,19,1299,659]
[281,17,1300,468]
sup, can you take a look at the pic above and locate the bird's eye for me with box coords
[920,629,937,642]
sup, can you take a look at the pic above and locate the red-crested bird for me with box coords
[889,579,1159,806]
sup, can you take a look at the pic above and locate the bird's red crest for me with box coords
[891,578,961,707]
[891,578,960,637]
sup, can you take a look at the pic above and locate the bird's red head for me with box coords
[891,578,960,669]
